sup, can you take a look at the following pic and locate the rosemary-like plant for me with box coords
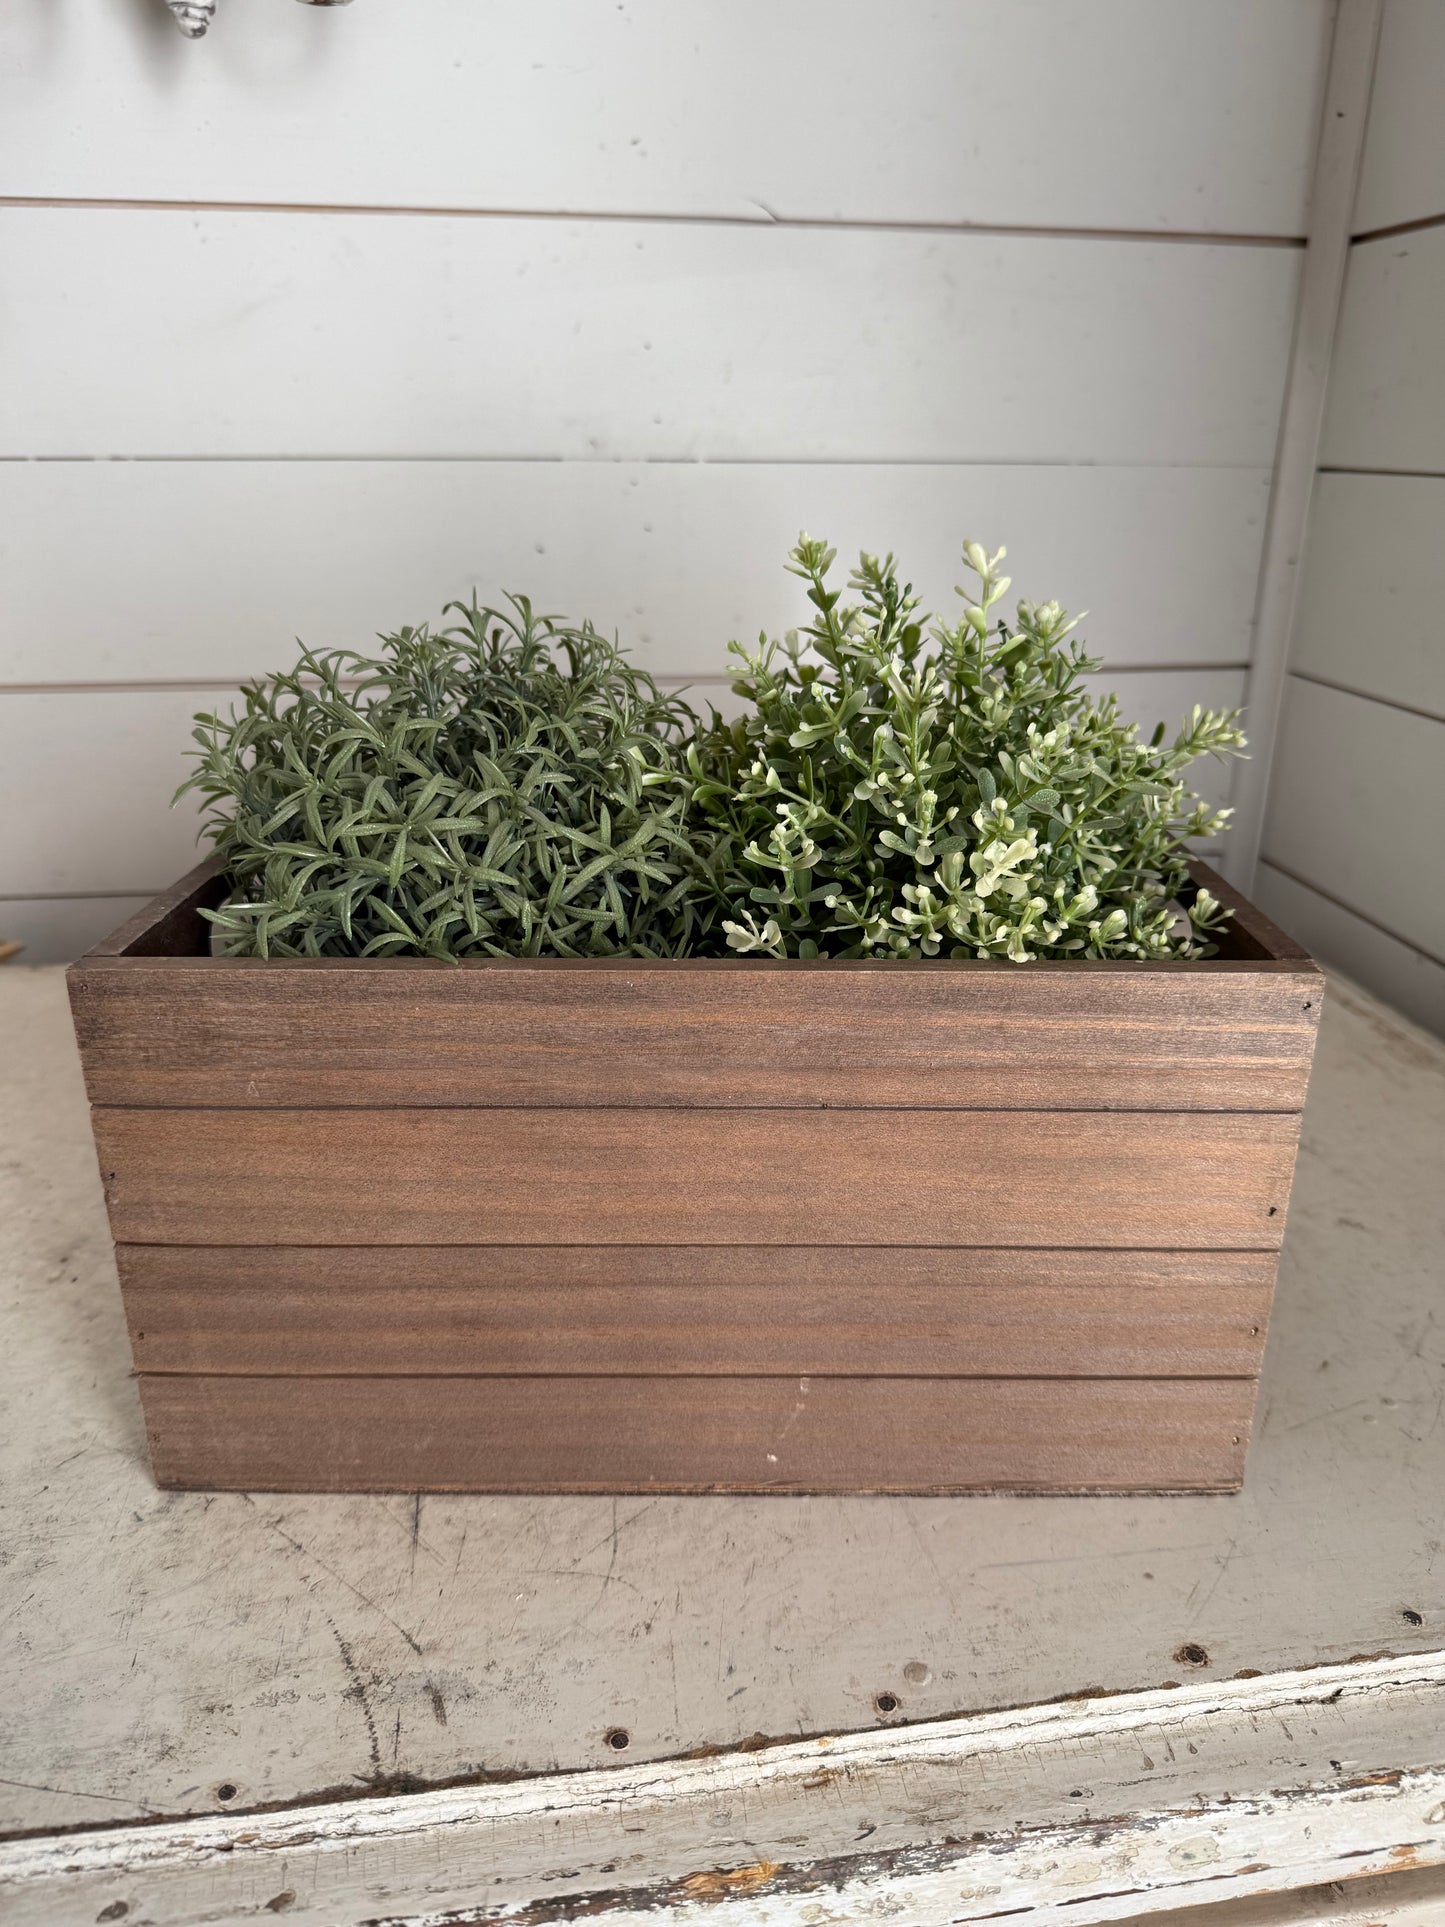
[180,599,718,958]
[688,538,1245,960]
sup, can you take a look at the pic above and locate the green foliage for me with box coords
[179,598,720,958]
[687,537,1245,961]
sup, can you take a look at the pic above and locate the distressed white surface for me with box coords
[0,669,1244,905]
[1264,678,1445,963]
[0,969,1442,1838]
[1292,474,1445,720]
[1321,225,1445,474]
[0,462,1270,686]
[1351,0,1445,234]
[2,1656,1444,1926]
[0,210,1302,464]
[0,0,1331,234]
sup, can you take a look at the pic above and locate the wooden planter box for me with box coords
[68,856,1322,1495]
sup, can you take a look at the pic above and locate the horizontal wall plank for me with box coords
[1265,679,1445,962]
[0,0,1330,235]
[137,1372,1256,1493]
[0,670,1247,902]
[71,956,1321,1113]
[0,898,150,967]
[1321,224,1445,472]
[1292,473,1445,719]
[119,1245,1277,1378]
[0,461,1271,683]
[0,211,1301,463]
[1352,0,1445,234]
[93,1108,1300,1249]
[1256,863,1445,1040]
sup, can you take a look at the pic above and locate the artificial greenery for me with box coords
[179,598,719,958]
[181,538,1244,963]
[689,538,1245,961]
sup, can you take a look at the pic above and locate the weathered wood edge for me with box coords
[77,853,228,960]
[1,1652,1440,1927]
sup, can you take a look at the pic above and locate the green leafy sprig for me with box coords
[179,598,722,958]
[687,537,1245,961]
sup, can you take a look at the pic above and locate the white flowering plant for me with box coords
[688,537,1245,961]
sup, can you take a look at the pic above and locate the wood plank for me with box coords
[0,212,1301,463]
[1293,473,1445,720]
[0,460,1272,684]
[71,951,1321,1112]
[137,1373,1256,1493]
[87,854,226,958]
[0,0,1331,235]
[2,1656,1443,1927]
[1265,679,1445,963]
[92,1107,1301,1248]
[119,1246,1277,1379]
[1352,0,1445,233]
[1321,223,1445,473]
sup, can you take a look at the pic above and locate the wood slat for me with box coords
[0,1,1330,234]
[119,1246,1276,1379]
[137,1373,1256,1493]
[92,1108,1301,1249]
[3,212,1300,464]
[69,951,1322,1113]
[0,460,1272,685]
[1266,679,1445,964]
[1322,224,1445,474]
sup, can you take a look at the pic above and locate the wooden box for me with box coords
[67,856,1322,1494]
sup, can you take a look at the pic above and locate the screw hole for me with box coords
[605,1727,630,1751]
[1304,1001,1312,1010]
[1402,1608,1424,1626]
[874,1692,900,1716]
[1267,1206,1278,1217]
[1249,1325,1261,1336]
[215,1783,238,1802]
[1173,1643,1209,1667]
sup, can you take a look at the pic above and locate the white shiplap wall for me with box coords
[1255,0,1445,1039]
[0,0,1333,960]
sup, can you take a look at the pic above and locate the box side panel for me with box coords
[68,960,1322,1111]
[119,1245,1276,1377]
[137,1373,1256,1493]
[93,1107,1301,1249]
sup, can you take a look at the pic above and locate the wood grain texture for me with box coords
[137,1373,1256,1493]
[2,212,1300,464]
[69,892,1322,1112]
[119,1245,1276,1379]
[93,1107,1301,1249]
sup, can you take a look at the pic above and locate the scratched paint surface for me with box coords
[0,969,1441,1832]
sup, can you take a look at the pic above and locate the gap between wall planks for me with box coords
[2,1651,1442,1927]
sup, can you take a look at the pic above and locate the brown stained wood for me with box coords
[94,1107,1300,1249]
[1187,858,1313,963]
[137,1373,1256,1493]
[68,957,1323,1112]
[118,1245,1277,1378]
[82,853,228,958]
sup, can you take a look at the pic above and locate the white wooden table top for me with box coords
[1,963,1443,1922]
